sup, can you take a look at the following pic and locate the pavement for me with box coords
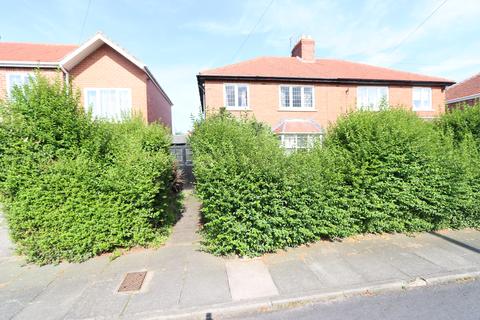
[0,191,480,320]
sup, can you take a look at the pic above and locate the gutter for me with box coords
[0,61,59,68]
[446,92,480,104]
[197,74,455,87]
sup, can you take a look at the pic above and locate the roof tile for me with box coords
[200,57,453,84]
[446,73,480,101]
[0,42,78,62]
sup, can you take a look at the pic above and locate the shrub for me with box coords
[191,109,480,257]
[324,109,474,232]
[0,73,180,264]
[437,103,480,145]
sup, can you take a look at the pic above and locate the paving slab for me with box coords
[370,248,446,277]
[226,259,279,301]
[13,276,89,320]
[64,278,129,319]
[412,246,476,271]
[267,259,323,294]
[305,254,365,288]
[179,251,230,307]
[342,251,409,282]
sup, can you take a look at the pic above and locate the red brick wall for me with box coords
[69,44,149,121]
[146,78,172,128]
[203,80,446,128]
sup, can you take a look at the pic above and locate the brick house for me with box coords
[446,72,480,108]
[0,33,172,128]
[197,36,454,151]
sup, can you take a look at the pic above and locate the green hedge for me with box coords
[0,74,180,264]
[191,108,480,256]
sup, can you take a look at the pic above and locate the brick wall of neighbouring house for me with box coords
[0,67,61,100]
[447,97,480,110]
[203,81,446,128]
[146,78,172,129]
[69,44,149,122]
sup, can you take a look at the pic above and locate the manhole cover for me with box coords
[118,271,147,292]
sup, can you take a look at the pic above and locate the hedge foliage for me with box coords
[0,74,181,264]
[191,108,480,256]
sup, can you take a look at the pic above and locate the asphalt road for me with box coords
[231,280,480,320]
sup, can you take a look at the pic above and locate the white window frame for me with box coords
[278,85,315,111]
[279,133,322,152]
[6,72,33,97]
[356,86,389,111]
[223,83,250,110]
[83,88,132,120]
[412,87,432,111]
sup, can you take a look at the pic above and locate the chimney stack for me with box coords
[291,35,315,61]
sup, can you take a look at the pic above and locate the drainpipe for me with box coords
[60,65,69,94]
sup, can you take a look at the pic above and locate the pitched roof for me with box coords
[273,119,323,134]
[0,34,172,106]
[0,42,77,62]
[446,72,480,103]
[199,57,453,84]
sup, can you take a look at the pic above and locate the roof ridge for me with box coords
[317,58,453,82]
[199,56,289,74]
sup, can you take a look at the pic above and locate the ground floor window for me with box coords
[279,134,323,153]
[84,88,132,120]
[6,73,33,97]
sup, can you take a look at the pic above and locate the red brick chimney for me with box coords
[291,35,315,61]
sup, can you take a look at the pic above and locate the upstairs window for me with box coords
[412,87,432,111]
[224,84,249,109]
[6,73,32,97]
[84,88,132,120]
[357,86,389,111]
[280,86,314,109]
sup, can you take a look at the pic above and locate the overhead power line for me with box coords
[79,0,92,42]
[391,0,448,53]
[231,0,275,62]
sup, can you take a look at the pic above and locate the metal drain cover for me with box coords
[118,271,147,292]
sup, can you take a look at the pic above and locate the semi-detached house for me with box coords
[197,36,454,151]
[0,33,172,128]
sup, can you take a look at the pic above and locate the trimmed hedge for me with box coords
[191,108,480,256]
[0,74,180,264]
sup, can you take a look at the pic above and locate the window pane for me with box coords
[85,90,97,113]
[283,135,296,148]
[303,87,313,108]
[357,87,388,111]
[281,86,290,107]
[297,135,308,148]
[225,85,235,107]
[237,86,248,107]
[118,89,131,118]
[422,88,432,109]
[292,87,302,107]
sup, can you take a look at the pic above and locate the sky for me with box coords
[1,0,479,133]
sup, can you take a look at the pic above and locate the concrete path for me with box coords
[1,192,480,319]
